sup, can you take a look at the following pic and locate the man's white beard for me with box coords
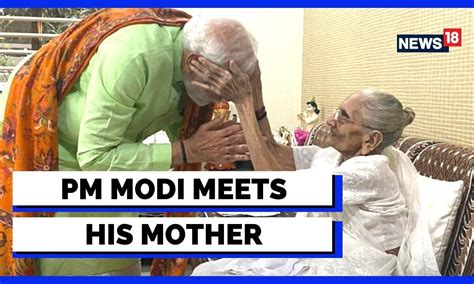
[183,80,213,106]
[188,91,213,106]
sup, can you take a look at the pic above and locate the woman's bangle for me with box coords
[255,106,267,121]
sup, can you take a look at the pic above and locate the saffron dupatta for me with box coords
[0,8,211,276]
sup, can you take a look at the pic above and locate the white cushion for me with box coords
[417,175,464,269]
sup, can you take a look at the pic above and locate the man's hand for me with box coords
[184,116,249,164]
[189,57,253,103]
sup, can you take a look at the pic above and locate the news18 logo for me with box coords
[397,28,462,53]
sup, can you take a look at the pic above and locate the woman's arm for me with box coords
[234,94,282,170]
[245,63,295,170]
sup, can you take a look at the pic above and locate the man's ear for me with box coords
[185,53,200,66]
[361,130,383,155]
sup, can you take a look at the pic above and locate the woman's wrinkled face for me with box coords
[326,93,371,159]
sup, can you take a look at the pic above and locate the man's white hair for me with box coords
[183,16,258,75]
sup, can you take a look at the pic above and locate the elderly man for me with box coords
[0,8,258,276]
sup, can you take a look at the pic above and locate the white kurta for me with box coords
[295,146,408,251]
[192,146,440,276]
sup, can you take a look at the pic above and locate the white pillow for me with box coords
[417,175,464,270]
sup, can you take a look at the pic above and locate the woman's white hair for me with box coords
[183,16,258,75]
[358,88,415,150]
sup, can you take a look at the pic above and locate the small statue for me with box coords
[273,126,293,146]
[204,101,236,171]
[297,97,320,131]
[212,101,231,120]
[294,98,321,146]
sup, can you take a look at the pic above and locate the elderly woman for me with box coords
[187,58,440,275]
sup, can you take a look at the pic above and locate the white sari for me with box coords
[192,146,440,276]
